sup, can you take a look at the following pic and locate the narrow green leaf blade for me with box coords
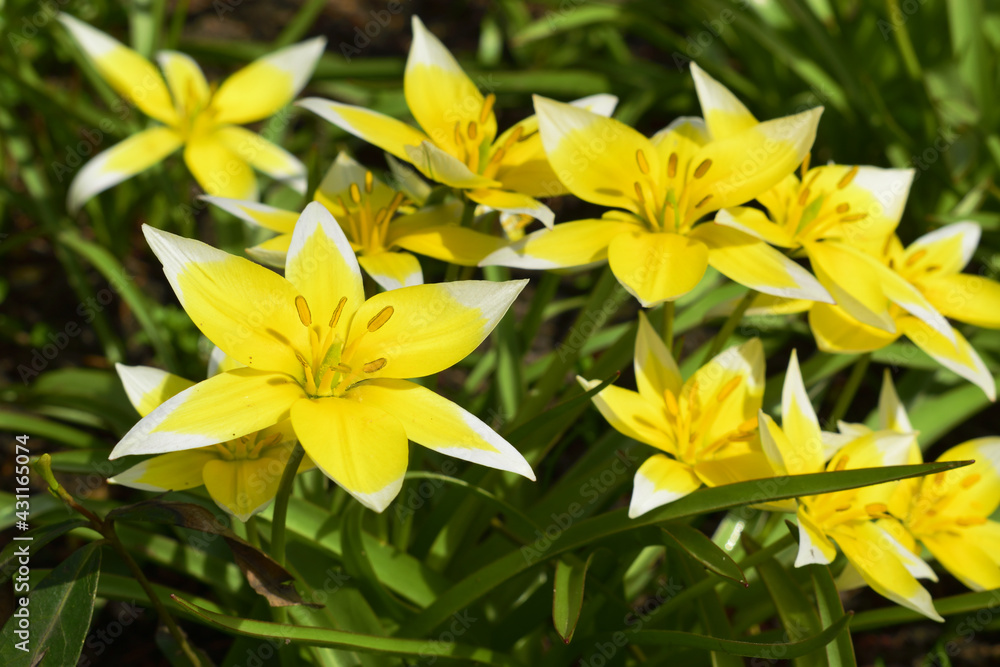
[0,519,91,584]
[552,554,594,643]
[662,524,748,587]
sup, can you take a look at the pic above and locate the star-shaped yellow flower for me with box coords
[111,358,313,522]
[579,314,773,517]
[809,222,998,400]
[109,202,534,512]
[59,14,324,211]
[759,352,943,621]
[299,16,618,228]
[481,64,831,308]
[204,153,505,289]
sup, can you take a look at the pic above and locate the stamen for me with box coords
[349,183,362,205]
[960,473,981,489]
[905,249,927,267]
[363,358,387,373]
[367,306,394,332]
[865,502,889,516]
[453,121,463,148]
[834,455,849,472]
[294,295,312,326]
[634,182,646,204]
[956,516,987,527]
[505,125,524,148]
[736,418,757,433]
[693,159,712,179]
[797,187,811,207]
[364,170,374,194]
[663,390,679,418]
[636,149,651,175]
[835,504,852,512]
[480,93,495,125]
[716,377,742,402]
[695,194,713,209]
[839,213,867,222]
[668,152,678,179]
[330,296,347,328]
[835,203,850,214]
[294,352,310,369]
[837,165,859,189]
[467,121,478,141]
[333,363,351,373]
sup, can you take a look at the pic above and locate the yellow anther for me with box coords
[960,473,981,489]
[330,296,347,328]
[467,121,478,141]
[695,194,713,209]
[797,187,811,207]
[505,125,524,148]
[636,149,651,175]
[374,208,388,228]
[736,418,757,433]
[367,306,394,332]
[668,152,678,179]
[364,170,374,194]
[834,455,849,472]
[716,377,742,402]
[349,183,362,205]
[835,504,852,512]
[837,165,859,190]
[294,352,310,368]
[480,93,496,125]
[839,213,867,222]
[363,358,387,373]
[905,249,928,267]
[865,502,889,516]
[663,390,679,417]
[693,159,712,179]
[294,295,312,326]
[386,191,405,218]
[835,203,850,214]
[634,182,646,203]
[956,516,987,527]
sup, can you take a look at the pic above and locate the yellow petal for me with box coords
[691,223,832,302]
[648,116,708,180]
[115,363,195,417]
[183,134,257,200]
[215,126,306,194]
[901,318,996,401]
[142,225,308,371]
[297,98,430,162]
[67,127,183,213]
[826,166,914,253]
[246,234,293,268]
[919,273,1000,329]
[687,338,765,447]
[404,141,501,189]
[392,223,506,267]
[57,14,176,125]
[284,203,365,341]
[903,221,980,276]
[343,279,526,380]
[534,95,660,214]
[965,520,1000,567]
[405,16,496,154]
[714,207,795,247]
[808,303,899,354]
[780,350,825,473]
[629,454,702,518]
[155,50,210,114]
[466,188,554,228]
[921,532,1000,592]
[935,438,1000,517]
[689,62,758,140]
[693,451,776,489]
[634,311,682,404]
[200,196,298,234]
[480,218,641,270]
[346,378,534,479]
[758,412,800,476]
[111,449,216,491]
[202,446,295,522]
[608,231,709,307]
[211,37,326,125]
[577,377,673,452]
[110,368,304,459]
[291,396,407,512]
[358,251,423,291]
[834,521,943,621]
[804,240,895,332]
[682,107,822,222]
[794,506,838,566]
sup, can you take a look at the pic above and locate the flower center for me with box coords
[213,430,282,461]
[664,376,755,464]
[788,162,868,245]
[328,172,407,255]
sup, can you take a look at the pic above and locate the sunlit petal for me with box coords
[608,231,710,307]
[629,454,702,518]
[115,363,195,417]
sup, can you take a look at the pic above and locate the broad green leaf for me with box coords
[171,595,521,666]
[0,519,90,584]
[0,542,101,667]
[553,553,594,643]
[663,524,748,587]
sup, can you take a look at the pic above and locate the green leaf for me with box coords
[810,565,857,667]
[341,504,411,621]
[627,611,851,658]
[0,542,102,667]
[170,596,522,666]
[850,589,1000,632]
[552,553,594,643]
[662,523,748,587]
[0,519,91,584]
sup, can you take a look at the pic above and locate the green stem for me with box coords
[245,515,261,549]
[270,442,306,567]
[166,0,190,49]
[661,301,675,354]
[827,353,871,426]
[705,289,756,359]
[445,199,479,281]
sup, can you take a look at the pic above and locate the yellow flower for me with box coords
[759,352,943,621]
[110,359,313,522]
[481,64,831,308]
[808,222,998,400]
[578,314,773,517]
[109,202,534,512]
[299,16,618,228]
[204,153,505,288]
[59,14,324,211]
